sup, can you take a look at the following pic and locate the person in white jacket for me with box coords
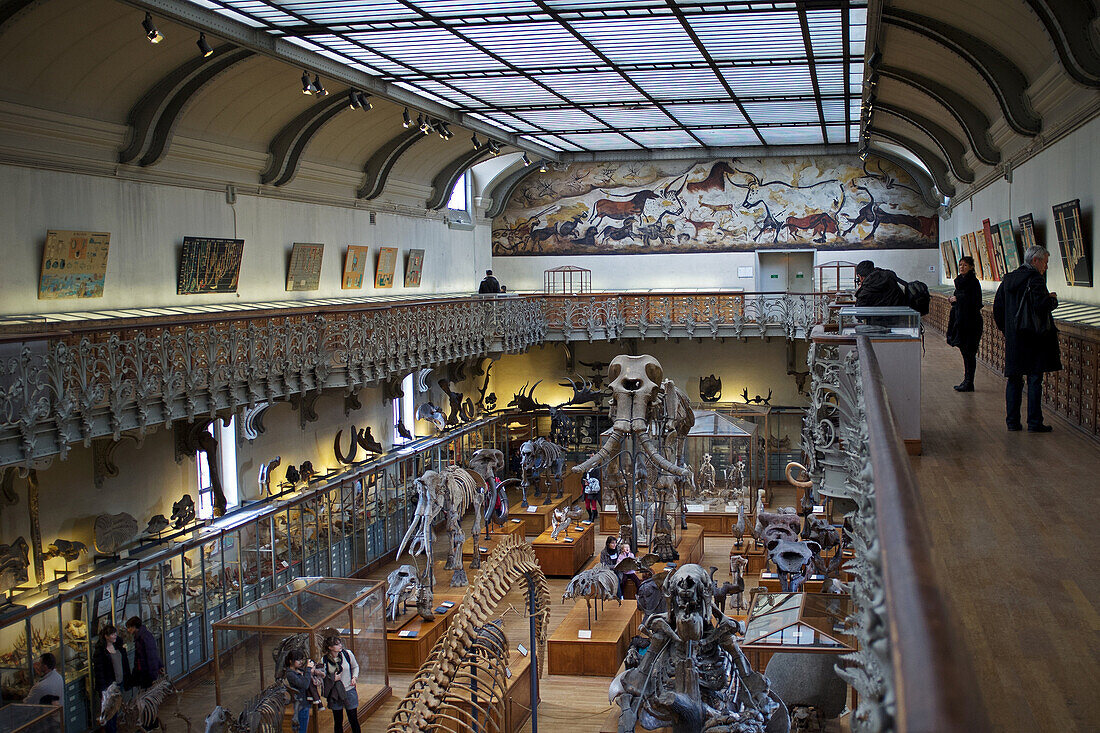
[321,636,361,733]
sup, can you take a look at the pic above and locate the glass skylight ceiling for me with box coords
[191,0,868,153]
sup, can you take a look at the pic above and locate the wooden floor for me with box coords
[913,336,1100,732]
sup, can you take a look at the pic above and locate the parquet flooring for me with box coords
[912,336,1100,732]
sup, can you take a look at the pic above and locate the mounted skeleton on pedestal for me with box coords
[518,436,565,506]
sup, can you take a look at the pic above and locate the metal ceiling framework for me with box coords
[178,0,868,153]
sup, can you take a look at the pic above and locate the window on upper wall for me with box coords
[196,416,239,519]
[446,172,474,229]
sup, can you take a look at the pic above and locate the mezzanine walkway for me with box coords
[914,334,1100,732]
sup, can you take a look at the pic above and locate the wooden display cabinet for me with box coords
[508,495,569,536]
[531,521,595,576]
[548,600,642,677]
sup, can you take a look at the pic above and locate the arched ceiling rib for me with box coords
[427,147,493,210]
[877,65,1001,165]
[868,125,956,198]
[261,90,355,186]
[881,7,1042,136]
[357,128,428,200]
[874,102,974,183]
[120,44,254,166]
[1025,0,1100,87]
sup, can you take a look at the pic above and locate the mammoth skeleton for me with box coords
[572,355,695,557]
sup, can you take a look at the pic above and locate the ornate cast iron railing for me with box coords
[0,297,545,467]
[804,335,988,733]
[540,290,834,341]
[0,291,834,468]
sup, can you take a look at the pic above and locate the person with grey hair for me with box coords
[993,245,1062,432]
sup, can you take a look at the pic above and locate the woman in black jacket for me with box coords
[92,624,131,733]
[946,256,984,391]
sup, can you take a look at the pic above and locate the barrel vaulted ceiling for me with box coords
[0,0,1096,207]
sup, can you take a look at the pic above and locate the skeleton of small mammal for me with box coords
[203,683,289,733]
[550,503,585,539]
[99,674,189,733]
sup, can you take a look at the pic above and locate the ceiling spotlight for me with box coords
[441,122,452,139]
[313,74,327,96]
[488,140,500,156]
[471,133,480,149]
[539,160,549,173]
[142,13,164,44]
[867,47,882,69]
[301,71,313,95]
[348,91,360,109]
[402,108,412,128]
[197,32,213,58]
[522,153,532,166]
[357,92,372,110]
[419,115,431,133]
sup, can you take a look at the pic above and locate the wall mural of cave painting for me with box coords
[493,155,937,255]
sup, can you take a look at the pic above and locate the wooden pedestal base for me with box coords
[548,599,642,676]
[532,520,595,576]
[386,582,466,672]
[461,520,525,562]
[508,495,568,535]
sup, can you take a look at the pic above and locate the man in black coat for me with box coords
[946,256,983,391]
[993,246,1062,432]
[854,260,908,307]
[477,269,501,294]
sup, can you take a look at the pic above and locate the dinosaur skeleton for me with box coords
[610,563,788,733]
[388,536,550,732]
[518,436,565,506]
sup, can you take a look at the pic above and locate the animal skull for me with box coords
[386,564,420,621]
[607,355,664,433]
[664,563,714,641]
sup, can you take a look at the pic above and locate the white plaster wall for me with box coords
[0,165,493,315]
[493,249,938,292]
[938,116,1100,305]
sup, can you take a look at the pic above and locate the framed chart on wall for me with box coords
[974,230,992,280]
[1018,213,1037,251]
[286,243,324,291]
[38,229,111,299]
[940,241,958,278]
[997,220,1021,271]
[342,245,369,289]
[404,249,425,287]
[375,246,398,288]
[178,237,244,294]
[1052,199,1092,287]
[984,219,1005,281]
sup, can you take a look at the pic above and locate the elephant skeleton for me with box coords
[573,355,695,557]
[397,466,482,619]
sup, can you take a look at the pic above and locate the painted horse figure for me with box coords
[519,437,565,506]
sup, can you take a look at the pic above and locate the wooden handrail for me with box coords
[856,336,989,732]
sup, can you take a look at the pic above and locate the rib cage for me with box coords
[388,536,550,732]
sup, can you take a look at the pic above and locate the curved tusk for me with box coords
[785,461,812,488]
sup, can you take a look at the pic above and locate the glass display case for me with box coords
[0,702,62,732]
[683,410,763,512]
[742,592,854,652]
[212,578,390,733]
[837,306,921,338]
[0,413,502,730]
